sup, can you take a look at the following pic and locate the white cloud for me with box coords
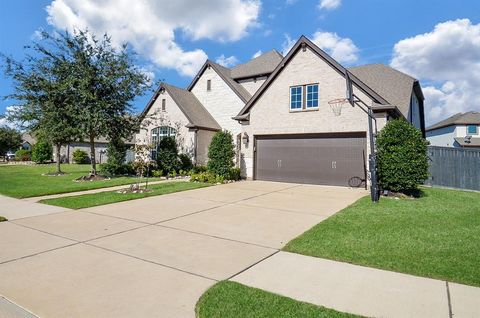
[281,34,296,55]
[252,50,263,58]
[0,106,21,130]
[46,0,261,77]
[312,31,359,64]
[390,19,480,125]
[318,0,341,10]
[215,55,239,67]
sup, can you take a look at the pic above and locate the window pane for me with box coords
[467,125,477,134]
[290,86,302,109]
[306,85,319,108]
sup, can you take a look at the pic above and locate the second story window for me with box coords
[290,84,319,111]
[207,79,211,91]
[290,86,303,110]
[306,84,319,108]
[467,125,478,135]
[161,99,166,111]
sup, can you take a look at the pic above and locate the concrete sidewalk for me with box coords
[232,251,480,318]
[21,178,186,203]
[0,195,69,220]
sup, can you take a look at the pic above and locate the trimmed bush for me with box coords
[101,138,127,176]
[190,171,224,184]
[156,136,180,174]
[207,131,235,178]
[192,165,208,174]
[72,149,90,164]
[228,167,241,181]
[31,140,53,163]
[15,149,31,161]
[179,153,193,171]
[0,216,7,222]
[376,119,428,194]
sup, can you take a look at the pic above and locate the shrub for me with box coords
[101,138,127,176]
[179,153,193,171]
[207,131,235,178]
[0,216,7,222]
[152,169,164,177]
[192,165,208,174]
[72,149,90,164]
[376,119,429,194]
[15,149,31,161]
[190,171,224,184]
[228,167,241,181]
[156,137,180,174]
[31,140,53,163]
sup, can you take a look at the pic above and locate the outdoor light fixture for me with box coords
[242,132,249,145]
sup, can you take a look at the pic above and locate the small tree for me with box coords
[31,140,53,163]
[101,137,127,176]
[156,137,179,174]
[207,130,235,178]
[376,119,429,194]
[0,127,22,158]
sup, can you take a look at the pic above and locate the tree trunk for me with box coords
[89,134,97,175]
[55,143,62,174]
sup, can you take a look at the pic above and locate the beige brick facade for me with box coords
[239,47,388,179]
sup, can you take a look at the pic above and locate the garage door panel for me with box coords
[255,134,366,186]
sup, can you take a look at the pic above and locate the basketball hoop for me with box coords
[328,98,349,116]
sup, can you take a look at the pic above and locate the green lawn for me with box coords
[0,164,162,198]
[284,187,480,287]
[196,281,361,318]
[41,181,209,209]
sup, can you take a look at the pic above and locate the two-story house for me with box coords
[426,112,480,148]
[137,36,425,187]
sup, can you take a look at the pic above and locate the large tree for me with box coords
[2,32,82,173]
[63,30,149,175]
[3,30,150,175]
[0,126,22,158]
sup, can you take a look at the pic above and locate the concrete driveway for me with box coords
[0,181,366,318]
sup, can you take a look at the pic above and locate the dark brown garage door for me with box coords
[255,133,366,187]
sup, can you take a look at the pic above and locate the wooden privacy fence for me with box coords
[425,146,480,191]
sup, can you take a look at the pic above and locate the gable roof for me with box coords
[230,50,283,80]
[426,111,480,131]
[348,64,422,118]
[235,36,395,119]
[187,60,252,103]
[140,83,221,131]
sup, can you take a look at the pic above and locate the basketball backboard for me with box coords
[345,70,354,106]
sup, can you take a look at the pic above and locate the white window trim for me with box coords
[290,85,303,111]
[306,84,319,109]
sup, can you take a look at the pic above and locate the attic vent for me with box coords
[301,43,307,52]
[161,99,166,111]
[207,79,211,91]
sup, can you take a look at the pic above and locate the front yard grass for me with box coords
[196,281,361,318]
[41,181,209,209]
[0,164,161,198]
[284,187,480,287]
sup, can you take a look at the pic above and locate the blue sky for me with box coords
[1,0,479,126]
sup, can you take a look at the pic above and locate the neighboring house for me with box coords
[426,111,480,148]
[137,36,425,187]
[23,134,135,163]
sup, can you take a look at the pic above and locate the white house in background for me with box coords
[426,111,480,148]
[137,36,425,187]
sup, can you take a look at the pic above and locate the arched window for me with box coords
[151,126,176,159]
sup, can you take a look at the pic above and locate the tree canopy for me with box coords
[0,126,22,157]
[2,29,151,175]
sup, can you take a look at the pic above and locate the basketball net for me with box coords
[328,98,349,116]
